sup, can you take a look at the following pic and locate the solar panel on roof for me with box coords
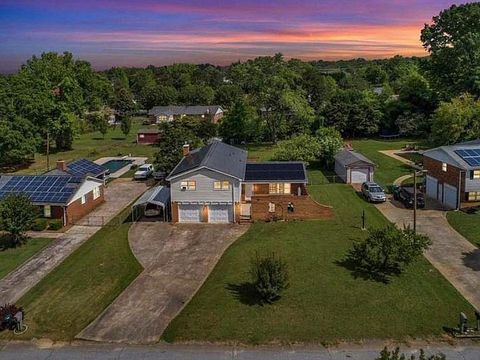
[454,149,480,167]
[67,159,105,177]
[245,163,306,182]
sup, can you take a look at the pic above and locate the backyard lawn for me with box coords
[163,183,473,344]
[447,211,480,247]
[16,117,158,175]
[0,238,52,280]
[351,138,421,187]
[0,208,143,341]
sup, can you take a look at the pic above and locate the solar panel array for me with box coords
[67,159,106,177]
[0,176,78,204]
[245,163,306,181]
[454,149,480,166]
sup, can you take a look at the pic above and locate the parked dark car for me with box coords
[393,186,425,209]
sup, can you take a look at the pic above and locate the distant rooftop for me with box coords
[148,105,223,117]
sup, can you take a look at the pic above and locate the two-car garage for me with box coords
[425,175,458,210]
[178,204,233,223]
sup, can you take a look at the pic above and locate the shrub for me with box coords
[31,218,48,232]
[377,347,446,360]
[346,225,431,281]
[0,193,37,246]
[249,252,289,303]
[47,219,63,231]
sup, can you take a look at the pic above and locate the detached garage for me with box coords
[334,149,375,184]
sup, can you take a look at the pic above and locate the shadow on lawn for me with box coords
[225,282,263,306]
[335,256,399,284]
[0,234,26,251]
[462,249,480,272]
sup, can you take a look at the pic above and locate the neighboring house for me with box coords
[45,159,107,182]
[148,105,224,124]
[137,128,160,145]
[423,140,480,210]
[166,141,332,223]
[0,174,105,226]
[334,149,375,184]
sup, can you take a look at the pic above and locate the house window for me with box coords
[44,205,52,218]
[442,162,448,172]
[269,183,291,194]
[158,115,167,122]
[81,195,86,205]
[472,170,480,179]
[180,181,196,191]
[468,192,480,201]
[93,187,100,200]
[139,134,145,138]
[213,181,230,190]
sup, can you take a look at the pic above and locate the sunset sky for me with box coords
[0,0,457,73]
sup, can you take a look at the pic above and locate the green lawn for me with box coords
[0,238,52,280]
[163,183,473,344]
[17,117,158,175]
[0,207,143,341]
[447,211,480,247]
[246,143,276,162]
[351,139,421,187]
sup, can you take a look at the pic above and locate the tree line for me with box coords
[0,3,478,168]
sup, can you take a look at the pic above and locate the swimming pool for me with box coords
[101,159,133,173]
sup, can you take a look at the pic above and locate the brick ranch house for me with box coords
[148,105,224,124]
[423,140,480,210]
[166,141,332,223]
[0,159,107,226]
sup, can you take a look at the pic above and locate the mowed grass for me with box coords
[17,117,158,175]
[447,211,480,247]
[0,208,143,341]
[0,238,52,280]
[351,138,421,187]
[163,184,473,344]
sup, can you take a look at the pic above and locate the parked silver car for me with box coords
[134,164,154,180]
[361,182,387,203]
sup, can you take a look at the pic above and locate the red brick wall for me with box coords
[137,133,160,144]
[423,156,467,204]
[65,185,105,225]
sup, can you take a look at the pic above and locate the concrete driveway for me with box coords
[77,222,249,344]
[376,196,480,310]
[0,179,148,304]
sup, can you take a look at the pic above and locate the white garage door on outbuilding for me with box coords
[208,205,232,223]
[350,168,370,184]
[334,149,375,184]
[178,204,202,223]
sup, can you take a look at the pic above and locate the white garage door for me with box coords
[426,175,438,199]
[444,183,458,209]
[178,204,202,223]
[350,168,369,184]
[208,205,232,223]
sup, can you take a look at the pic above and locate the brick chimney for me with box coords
[182,144,190,156]
[57,160,67,172]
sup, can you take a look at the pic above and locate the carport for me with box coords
[131,186,171,222]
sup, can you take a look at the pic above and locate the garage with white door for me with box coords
[208,204,232,223]
[444,183,458,209]
[426,175,438,200]
[334,149,375,184]
[178,204,202,223]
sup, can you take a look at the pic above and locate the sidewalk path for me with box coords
[0,179,148,304]
[78,222,249,344]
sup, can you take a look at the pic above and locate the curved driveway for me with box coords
[78,222,249,344]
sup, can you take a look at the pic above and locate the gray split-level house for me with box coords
[166,141,332,223]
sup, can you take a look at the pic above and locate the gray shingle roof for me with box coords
[138,128,160,134]
[167,141,247,180]
[423,141,480,170]
[334,149,375,166]
[148,106,223,117]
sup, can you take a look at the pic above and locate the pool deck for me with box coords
[95,156,148,178]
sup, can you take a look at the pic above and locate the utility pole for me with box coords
[46,131,50,171]
[413,171,417,233]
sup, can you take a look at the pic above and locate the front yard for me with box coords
[163,183,473,344]
[0,238,52,280]
[447,211,480,247]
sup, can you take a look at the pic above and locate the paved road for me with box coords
[77,222,249,344]
[0,179,148,304]
[376,197,480,311]
[1,342,479,360]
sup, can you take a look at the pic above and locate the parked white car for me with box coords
[134,164,154,180]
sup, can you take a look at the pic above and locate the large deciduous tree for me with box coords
[421,3,480,99]
[0,193,37,247]
[272,134,322,165]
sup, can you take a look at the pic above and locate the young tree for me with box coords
[0,193,37,247]
[346,225,431,281]
[250,252,289,304]
[316,127,343,167]
[272,134,322,165]
[120,116,132,138]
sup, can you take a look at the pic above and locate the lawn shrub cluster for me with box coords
[47,219,63,231]
[377,347,445,360]
[249,252,289,303]
[31,218,48,232]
